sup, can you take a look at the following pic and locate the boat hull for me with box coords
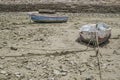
[80,34,111,45]
[79,23,111,45]
[30,15,68,23]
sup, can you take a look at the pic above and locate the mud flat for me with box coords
[0,3,120,13]
[0,12,120,80]
[0,0,120,13]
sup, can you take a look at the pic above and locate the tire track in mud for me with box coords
[0,47,94,58]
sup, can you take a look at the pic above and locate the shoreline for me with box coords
[0,3,120,13]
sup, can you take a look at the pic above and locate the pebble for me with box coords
[10,46,18,51]
[113,50,120,55]
[53,69,67,76]
[0,56,5,59]
[106,59,112,62]
[50,55,54,59]
[60,71,67,76]
[102,64,107,69]
[69,61,75,65]
[86,78,91,80]
[42,65,47,69]
[37,61,41,65]
[48,77,55,80]
[0,70,7,74]
[0,46,2,49]
[40,38,45,41]
[26,65,32,70]
[15,72,20,76]
[11,63,16,66]
[79,67,86,72]
[24,43,29,45]
[15,72,24,78]
[0,65,4,69]
[85,76,94,80]
[53,69,60,75]
[47,43,51,45]
[2,42,7,46]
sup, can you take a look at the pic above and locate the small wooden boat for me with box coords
[79,23,111,45]
[29,13,68,23]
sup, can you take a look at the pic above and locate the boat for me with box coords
[28,13,68,23]
[79,23,111,45]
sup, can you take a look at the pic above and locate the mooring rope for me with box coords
[95,26,102,80]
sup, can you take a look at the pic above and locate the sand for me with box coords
[0,12,120,80]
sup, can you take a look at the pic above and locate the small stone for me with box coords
[102,64,107,69]
[34,38,45,41]
[37,62,41,65]
[53,69,67,76]
[48,77,55,80]
[15,72,24,78]
[0,46,2,49]
[47,43,51,45]
[15,72,20,75]
[10,46,18,51]
[26,65,36,71]
[0,56,5,59]
[24,43,29,45]
[22,60,28,64]
[59,65,62,69]
[86,78,91,80]
[26,66,31,70]
[0,65,4,69]
[69,61,75,65]
[106,59,112,62]
[5,73,9,76]
[60,71,67,76]
[0,70,7,74]
[42,65,47,69]
[40,38,44,41]
[88,63,94,68]
[85,76,94,80]
[53,69,60,75]
[80,67,86,72]
[73,77,77,80]
[50,55,54,58]
[2,42,7,46]
[113,50,120,55]
[11,63,16,66]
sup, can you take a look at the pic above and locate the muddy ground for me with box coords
[0,3,120,13]
[0,12,120,80]
[0,0,120,12]
[0,0,120,4]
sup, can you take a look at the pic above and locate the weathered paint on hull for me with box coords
[80,34,111,45]
[30,15,68,23]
